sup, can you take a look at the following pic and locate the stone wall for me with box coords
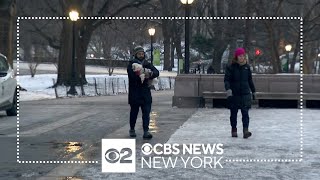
[172,74,320,108]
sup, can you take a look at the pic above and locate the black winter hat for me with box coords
[133,46,145,55]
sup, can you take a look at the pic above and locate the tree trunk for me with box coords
[77,21,93,84]
[243,0,256,69]
[266,21,281,73]
[170,38,175,69]
[7,0,15,67]
[306,42,317,74]
[303,43,312,74]
[55,19,93,86]
[212,43,228,73]
[102,35,113,75]
[244,0,253,60]
[162,20,171,71]
[56,20,73,86]
[226,1,236,63]
[23,35,32,62]
[290,37,300,73]
[55,0,86,86]
[160,0,175,71]
[175,35,183,60]
[211,19,228,72]
[209,0,229,73]
[173,19,183,61]
[0,0,15,67]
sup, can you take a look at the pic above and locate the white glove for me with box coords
[226,89,232,97]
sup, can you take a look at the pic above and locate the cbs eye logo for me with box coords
[105,148,132,163]
[141,143,153,155]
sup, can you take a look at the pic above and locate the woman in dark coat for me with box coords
[224,48,256,138]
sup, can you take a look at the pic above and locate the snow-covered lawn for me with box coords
[14,62,178,76]
[18,74,175,101]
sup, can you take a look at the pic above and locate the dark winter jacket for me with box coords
[224,62,255,108]
[127,58,159,105]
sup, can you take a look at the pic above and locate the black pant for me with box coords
[130,103,151,132]
[230,107,249,129]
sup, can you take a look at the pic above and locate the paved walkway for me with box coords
[73,108,319,180]
[37,105,319,179]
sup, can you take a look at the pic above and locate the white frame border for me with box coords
[16,16,303,164]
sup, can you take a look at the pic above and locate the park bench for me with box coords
[202,91,320,108]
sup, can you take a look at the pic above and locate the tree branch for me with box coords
[59,0,67,15]
[29,22,60,49]
[96,0,111,16]
[44,0,61,16]
[86,0,95,15]
[303,0,320,20]
[274,0,284,16]
[92,0,152,30]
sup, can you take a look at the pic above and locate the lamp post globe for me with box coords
[69,10,79,21]
[285,44,292,52]
[180,0,194,4]
[148,28,155,36]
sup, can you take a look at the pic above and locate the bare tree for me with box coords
[18,0,153,86]
[253,0,320,74]
[301,0,320,73]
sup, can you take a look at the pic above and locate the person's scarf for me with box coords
[237,59,247,66]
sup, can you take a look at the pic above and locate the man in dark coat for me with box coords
[127,46,159,139]
[224,48,256,138]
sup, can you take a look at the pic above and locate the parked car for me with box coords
[0,53,17,116]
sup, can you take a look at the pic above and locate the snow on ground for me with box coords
[15,61,177,101]
[18,74,56,101]
[18,74,174,101]
[14,62,178,77]
[78,108,320,179]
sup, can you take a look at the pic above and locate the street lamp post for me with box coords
[285,44,292,73]
[67,10,79,95]
[317,53,320,74]
[148,27,155,65]
[181,0,194,74]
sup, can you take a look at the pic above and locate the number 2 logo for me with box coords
[105,148,132,163]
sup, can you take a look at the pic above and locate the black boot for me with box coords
[231,128,238,137]
[243,128,252,138]
[143,131,153,139]
[129,130,136,137]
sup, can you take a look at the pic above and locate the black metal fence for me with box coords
[54,76,175,98]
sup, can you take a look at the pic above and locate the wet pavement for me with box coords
[1,89,319,179]
[0,90,195,179]
[73,108,319,180]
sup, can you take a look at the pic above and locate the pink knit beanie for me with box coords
[234,48,246,59]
